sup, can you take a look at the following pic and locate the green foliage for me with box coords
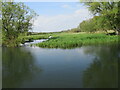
[79,18,96,32]
[0,18,2,46]
[83,2,120,34]
[35,33,119,49]
[79,15,117,33]
[23,34,50,41]
[0,2,2,47]
[2,2,37,47]
[63,28,81,33]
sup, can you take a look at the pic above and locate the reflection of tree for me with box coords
[2,47,42,88]
[83,45,118,88]
[0,47,2,89]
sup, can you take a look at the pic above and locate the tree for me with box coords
[0,1,2,46]
[2,2,38,47]
[79,17,98,33]
[83,2,120,35]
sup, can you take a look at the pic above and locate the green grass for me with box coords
[23,34,50,40]
[35,33,119,49]
[19,34,51,44]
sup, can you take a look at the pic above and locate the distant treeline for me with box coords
[61,2,120,34]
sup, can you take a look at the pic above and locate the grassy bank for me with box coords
[23,34,50,40]
[35,33,119,49]
[18,34,51,44]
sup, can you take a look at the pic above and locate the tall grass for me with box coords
[36,33,119,49]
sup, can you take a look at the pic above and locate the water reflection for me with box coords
[83,45,118,88]
[0,47,2,89]
[2,47,42,88]
[2,44,119,88]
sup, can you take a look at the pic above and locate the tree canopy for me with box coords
[82,2,120,34]
[2,2,38,47]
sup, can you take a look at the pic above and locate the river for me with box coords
[2,40,119,88]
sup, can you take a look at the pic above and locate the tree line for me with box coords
[79,2,120,34]
[66,2,120,34]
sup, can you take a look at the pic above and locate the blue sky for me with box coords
[24,2,84,16]
[22,2,92,32]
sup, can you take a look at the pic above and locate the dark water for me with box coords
[2,44,119,88]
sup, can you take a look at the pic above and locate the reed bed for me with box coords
[35,33,119,48]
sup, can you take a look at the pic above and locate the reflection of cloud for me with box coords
[33,7,92,32]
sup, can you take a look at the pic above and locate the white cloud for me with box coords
[14,0,80,2]
[75,8,91,14]
[62,5,71,8]
[75,9,82,14]
[61,4,83,9]
[76,4,81,7]
[32,8,92,32]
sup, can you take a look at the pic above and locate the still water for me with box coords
[2,44,119,88]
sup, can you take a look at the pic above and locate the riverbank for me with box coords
[35,33,119,49]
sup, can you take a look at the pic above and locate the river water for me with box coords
[2,40,119,88]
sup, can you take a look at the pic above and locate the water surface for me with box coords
[2,44,119,88]
[23,39,48,46]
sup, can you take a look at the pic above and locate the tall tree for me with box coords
[79,16,100,33]
[0,19,1,46]
[2,2,38,46]
[83,2,120,35]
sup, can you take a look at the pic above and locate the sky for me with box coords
[23,2,93,32]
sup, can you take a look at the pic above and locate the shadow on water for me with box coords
[2,47,42,88]
[82,44,119,88]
